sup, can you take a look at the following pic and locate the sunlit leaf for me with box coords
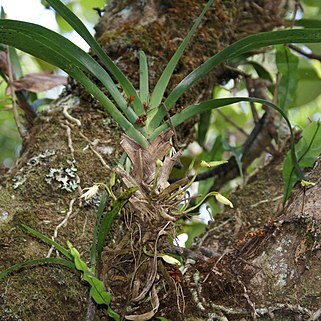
[0,258,75,281]
[0,19,148,147]
[148,28,321,131]
[283,121,321,203]
[215,192,233,208]
[21,224,73,260]
[200,160,228,168]
[45,0,144,115]
[292,58,321,107]
[276,45,299,113]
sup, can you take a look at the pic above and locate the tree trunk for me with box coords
[1,1,320,320]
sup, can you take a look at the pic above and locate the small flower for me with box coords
[156,159,163,168]
[200,160,228,168]
[109,172,116,188]
[80,184,99,200]
[301,180,315,187]
[159,254,181,266]
[215,192,233,208]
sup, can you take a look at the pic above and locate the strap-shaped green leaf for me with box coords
[45,0,144,115]
[91,191,107,273]
[68,242,111,306]
[0,20,148,148]
[149,0,215,110]
[96,187,138,257]
[283,121,321,203]
[139,50,149,105]
[0,258,75,280]
[276,45,299,113]
[151,97,304,181]
[0,19,138,124]
[21,223,73,261]
[148,28,321,131]
[8,46,23,79]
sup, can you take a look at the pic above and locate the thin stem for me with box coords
[7,49,24,138]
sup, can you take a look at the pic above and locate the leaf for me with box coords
[6,72,67,94]
[292,58,321,107]
[91,191,107,272]
[8,46,23,79]
[55,5,74,33]
[148,0,215,111]
[21,224,73,261]
[222,139,244,180]
[148,28,321,131]
[200,160,228,168]
[67,242,88,271]
[96,187,138,257]
[151,96,305,182]
[0,258,75,281]
[283,121,321,203]
[215,193,233,208]
[107,306,121,321]
[295,19,321,28]
[199,134,224,162]
[139,50,149,106]
[45,0,144,115]
[197,110,212,146]
[159,254,181,266]
[87,275,111,305]
[276,45,299,113]
[246,61,273,83]
[67,241,111,306]
[179,221,206,248]
[0,19,148,147]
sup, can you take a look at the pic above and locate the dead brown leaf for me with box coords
[6,72,67,94]
[0,51,10,76]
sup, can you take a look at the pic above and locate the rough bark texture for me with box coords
[2,1,321,321]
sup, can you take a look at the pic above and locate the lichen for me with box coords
[12,150,56,189]
[45,159,78,192]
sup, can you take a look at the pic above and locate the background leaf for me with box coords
[283,121,321,202]
[0,258,75,280]
[292,59,321,107]
[276,45,299,113]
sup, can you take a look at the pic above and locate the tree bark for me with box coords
[2,1,320,321]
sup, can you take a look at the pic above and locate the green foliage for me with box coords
[0,104,21,166]
[1,0,321,192]
[139,50,149,104]
[276,45,299,113]
[148,28,321,132]
[0,257,75,281]
[94,187,138,265]
[283,121,321,203]
[292,59,321,107]
[179,221,206,248]
[21,223,73,260]
[68,241,111,305]
[148,0,215,112]
[0,186,137,319]
[45,0,144,115]
[2,0,321,151]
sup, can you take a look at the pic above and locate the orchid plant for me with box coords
[1,0,321,319]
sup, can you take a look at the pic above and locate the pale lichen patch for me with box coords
[96,145,114,155]
[0,209,9,222]
[45,159,78,192]
[12,150,56,189]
